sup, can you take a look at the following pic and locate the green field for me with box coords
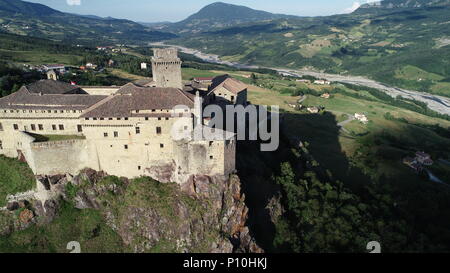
[0,156,35,207]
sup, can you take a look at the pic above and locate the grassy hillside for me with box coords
[170,5,450,96]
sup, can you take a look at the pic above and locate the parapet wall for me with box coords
[27,139,93,176]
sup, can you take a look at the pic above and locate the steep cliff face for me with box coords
[1,169,262,253]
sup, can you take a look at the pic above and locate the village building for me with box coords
[0,48,242,184]
[307,106,320,114]
[193,77,214,84]
[355,113,369,124]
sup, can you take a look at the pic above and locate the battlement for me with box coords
[152,48,180,60]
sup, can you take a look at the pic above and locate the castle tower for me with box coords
[151,48,182,89]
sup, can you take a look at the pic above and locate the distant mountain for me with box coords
[358,0,450,10]
[0,0,175,44]
[160,2,298,34]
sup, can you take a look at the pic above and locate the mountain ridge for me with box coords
[0,0,175,44]
[159,2,299,33]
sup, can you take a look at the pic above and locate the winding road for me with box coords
[150,42,450,116]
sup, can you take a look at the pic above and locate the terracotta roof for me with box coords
[209,75,247,95]
[21,80,86,95]
[0,88,107,110]
[81,83,195,118]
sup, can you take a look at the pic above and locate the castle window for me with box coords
[210,156,214,160]
[100,118,104,120]
[158,117,161,121]
[136,127,140,134]
[31,124,36,131]
[156,127,162,135]
[138,166,141,170]
[109,118,113,120]
[160,144,164,148]
[136,110,139,113]
[0,141,2,150]
[93,118,97,120]
[152,109,156,112]
[52,125,57,131]
[114,131,118,138]
[145,117,149,121]
[125,117,128,120]
[38,124,43,131]
[77,125,83,132]
[0,123,3,131]
[59,125,64,130]
[209,141,213,147]
[48,110,51,113]
[117,118,121,120]
[124,145,128,150]
[104,133,108,137]
[165,117,169,121]
[85,118,89,120]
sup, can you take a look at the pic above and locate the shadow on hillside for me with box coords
[236,110,372,252]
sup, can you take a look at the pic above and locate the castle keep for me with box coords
[0,48,247,184]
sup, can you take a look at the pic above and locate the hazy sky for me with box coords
[25,0,379,22]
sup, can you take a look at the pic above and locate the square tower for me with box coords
[151,48,183,89]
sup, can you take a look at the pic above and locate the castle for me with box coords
[0,48,248,184]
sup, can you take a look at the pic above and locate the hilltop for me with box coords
[159,2,298,33]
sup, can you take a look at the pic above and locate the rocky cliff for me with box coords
[1,169,262,253]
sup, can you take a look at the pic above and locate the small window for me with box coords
[160,143,164,148]
[52,125,57,130]
[93,118,97,120]
[117,118,121,120]
[124,117,128,120]
[184,126,188,130]
[138,166,141,170]
[152,109,156,112]
[85,117,89,120]
[209,141,213,147]
[104,133,108,137]
[109,118,113,120]
[114,131,118,138]
[156,127,162,135]
[38,124,43,131]
[210,156,214,159]
[145,117,149,121]
[158,117,162,121]
[124,145,128,150]
[165,117,169,121]
[31,124,36,131]
[0,140,2,150]
[77,125,83,132]
[0,123,3,131]
[59,124,64,130]
[100,118,104,120]
[136,127,140,134]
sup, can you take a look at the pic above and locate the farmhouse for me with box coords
[0,48,243,184]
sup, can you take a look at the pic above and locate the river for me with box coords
[150,42,450,116]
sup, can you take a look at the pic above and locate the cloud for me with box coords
[66,0,81,6]
[343,2,361,13]
[343,0,380,14]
